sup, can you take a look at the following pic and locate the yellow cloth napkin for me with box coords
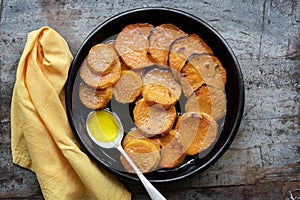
[11,26,131,200]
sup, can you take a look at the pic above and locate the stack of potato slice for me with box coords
[78,23,227,173]
[79,43,121,109]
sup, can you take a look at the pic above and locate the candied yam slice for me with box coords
[115,23,154,69]
[133,98,177,136]
[80,58,121,89]
[120,139,160,173]
[185,85,227,121]
[87,43,117,74]
[122,128,161,150]
[175,112,218,156]
[159,130,186,169]
[79,82,112,109]
[148,24,186,67]
[142,68,181,99]
[169,34,213,73]
[113,70,143,104]
[142,83,178,107]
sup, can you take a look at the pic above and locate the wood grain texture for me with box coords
[0,0,299,199]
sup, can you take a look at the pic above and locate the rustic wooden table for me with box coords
[1,0,299,199]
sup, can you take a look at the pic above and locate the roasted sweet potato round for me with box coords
[180,54,227,97]
[185,85,227,121]
[169,34,213,73]
[113,70,143,104]
[120,139,161,173]
[148,24,186,67]
[87,43,117,74]
[80,58,121,89]
[142,83,178,107]
[159,130,186,169]
[133,98,177,136]
[79,82,113,109]
[175,112,218,156]
[115,23,154,69]
[142,68,181,99]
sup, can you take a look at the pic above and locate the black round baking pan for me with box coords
[65,7,244,183]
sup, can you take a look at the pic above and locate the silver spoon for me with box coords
[86,110,166,200]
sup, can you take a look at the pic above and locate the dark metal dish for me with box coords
[65,7,244,183]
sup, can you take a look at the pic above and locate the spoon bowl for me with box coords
[86,110,124,149]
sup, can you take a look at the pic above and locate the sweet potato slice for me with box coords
[120,139,160,173]
[185,85,226,121]
[180,58,206,97]
[80,58,121,89]
[159,130,186,169]
[79,82,112,109]
[133,98,177,136]
[115,23,154,69]
[169,34,213,73]
[113,70,143,104]
[185,54,226,88]
[180,54,226,97]
[175,112,218,156]
[87,43,117,74]
[148,24,186,67]
[142,68,181,99]
[142,83,178,107]
[122,128,161,150]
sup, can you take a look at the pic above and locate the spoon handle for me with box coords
[116,145,167,200]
